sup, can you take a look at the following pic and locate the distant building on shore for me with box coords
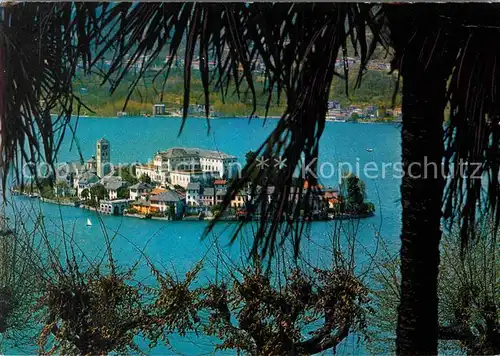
[153,104,166,116]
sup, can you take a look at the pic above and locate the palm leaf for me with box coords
[1,3,378,259]
[381,3,500,251]
[0,3,99,191]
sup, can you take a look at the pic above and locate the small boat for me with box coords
[86,218,92,227]
[366,148,374,152]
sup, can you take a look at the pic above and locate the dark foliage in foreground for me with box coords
[0,209,371,355]
[2,3,500,354]
[368,217,500,354]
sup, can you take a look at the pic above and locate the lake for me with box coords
[7,117,402,354]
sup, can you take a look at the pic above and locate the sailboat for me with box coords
[86,218,92,227]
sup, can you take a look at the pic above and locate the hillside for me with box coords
[73,66,400,117]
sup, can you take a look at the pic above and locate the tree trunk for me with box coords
[396,50,449,354]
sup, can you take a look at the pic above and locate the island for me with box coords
[13,139,374,222]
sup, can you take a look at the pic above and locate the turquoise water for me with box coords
[8,117,402,354]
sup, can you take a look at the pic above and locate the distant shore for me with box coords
[63,114,400,123]
[73,114,283,120]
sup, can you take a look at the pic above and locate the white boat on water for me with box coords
[86,218,92,227]
[366,148,374,152]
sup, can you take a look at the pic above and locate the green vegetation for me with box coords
[0,207,370,355]
[74,69,286,117]
[210,203,222,216]
[73,68,399,118]
[339,173,375,216]
[167,205,176,220]
[149,211,166,218]
[115,165,139,185]
[90,184,106,201]
[330,69,401,108]
[139,174,152,184]
[81,188,90,200]
[39,185,55,199]
[125,207,138,215]
[116,186,129,199]
[368,219,499,354]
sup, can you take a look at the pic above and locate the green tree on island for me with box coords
[116,186,129,200]
[90,184,106,202]
[339,173,375,216]
[81,189,90,201]
[245,150,258,166]
[139,174,152,185]
[167,205,176,220]
[54,180,69,196]
[116,165,139,185]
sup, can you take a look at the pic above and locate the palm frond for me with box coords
[0,3,99,192]
[382,3,500,251]
[1,3,380,259]
[442,20,500,250]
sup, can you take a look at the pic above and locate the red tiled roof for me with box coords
[151,187,167,195]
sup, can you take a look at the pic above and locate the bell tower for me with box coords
[96,138,111,177]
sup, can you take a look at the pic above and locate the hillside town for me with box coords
[83,54,400,120]
[325,100,402,122]
[15,139,374,221]
[148,101,402,121]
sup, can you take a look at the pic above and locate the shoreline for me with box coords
[16,192,374,223]
[67,114,400,124]
[58,113,283,120]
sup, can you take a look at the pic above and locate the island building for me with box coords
[53,160,83,196]
[53,139,338,221]
[149,190,184,218]
[129,189,185,219]
[98,199,129,215]
[101,175,128,200]
[135,147,239,186]
[129,182,154,200]
[53,139,114,199]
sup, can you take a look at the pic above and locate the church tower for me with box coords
[96,138,110,177]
